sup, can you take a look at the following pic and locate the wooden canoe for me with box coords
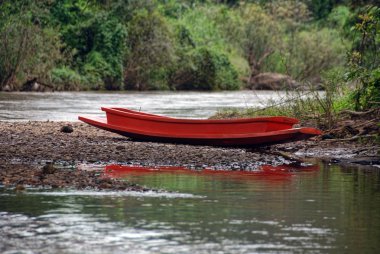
[78,108,321,147]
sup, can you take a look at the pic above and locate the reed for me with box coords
[212,74,351,130]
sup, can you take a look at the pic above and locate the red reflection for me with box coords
[104,164,319,181]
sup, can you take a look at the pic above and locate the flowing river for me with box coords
[1,163,379,253]
[1,91,380,253]
[0,90,299,120]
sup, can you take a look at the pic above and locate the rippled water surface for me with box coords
[0,91,291,120]
[1,164,380,253]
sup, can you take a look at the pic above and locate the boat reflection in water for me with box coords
[104,164,320,182]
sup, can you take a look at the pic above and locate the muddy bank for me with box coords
[271,139,379,167]
[1,121,378,167]
[0,121,379,189]
[0,161,148,191]
[0,121,293,169]
[0,121,290,190]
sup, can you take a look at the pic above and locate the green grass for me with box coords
[211,89,352,130]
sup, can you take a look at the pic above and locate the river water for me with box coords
[1,91,380,253]
[1,163,380,253]
[0,90,293,120]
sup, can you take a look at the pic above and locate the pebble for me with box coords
[42,164,57,174]
[60,125,73,133]
[15,184,25,191]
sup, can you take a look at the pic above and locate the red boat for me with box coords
[78,107,321,147]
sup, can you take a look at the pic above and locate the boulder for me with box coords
[21,78,54,92]
[1,84,12,91]
[247,72,299,90]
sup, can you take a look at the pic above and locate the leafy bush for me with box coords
[51,67,85,91]
[326,5,352,29]
[124,8,174,90]
[281,28,347,81]
[222,3,281,82]
[62,13,127,90]
[346,5,380,109]
[171,47,239,90]
[0,1,62,90]
[169,4,240,90]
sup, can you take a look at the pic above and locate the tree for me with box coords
[124,8,175,90]
[225,3,281,85]
[0,1,62,91]
[346,5,380,109]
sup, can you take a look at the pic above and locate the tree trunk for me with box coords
[247,49,274,87]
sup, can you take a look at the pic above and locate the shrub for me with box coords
[124,8,174,90]
[0,2,63,90]
[171,47,239,90]
[346,5,380,109]
[51,67,85,91]
[282,28,347,81]
[64,13,127,90]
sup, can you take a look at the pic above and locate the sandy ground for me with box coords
[1,121,379,189]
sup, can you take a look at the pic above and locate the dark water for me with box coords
[1,163,380,253]
[0,91,292,120]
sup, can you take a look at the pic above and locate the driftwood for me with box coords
[253,149,304,166]
[21,78,54,92]
[321,134,378,142]
[323,115,379,142]
[340,107,380,116]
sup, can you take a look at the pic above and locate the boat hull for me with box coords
[102,107,299,136]
[78,115,321,147]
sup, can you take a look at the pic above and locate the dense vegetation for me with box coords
[0,0,378,105]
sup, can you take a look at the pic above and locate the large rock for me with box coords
[247,72,299,90]
[21,78,54,92]
[1,84,12,92]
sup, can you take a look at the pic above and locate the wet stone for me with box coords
[116,145,125,151]
[42,164,57,175]
[321,134,334,140]
[14,184,25,191]
[60,125,73,133]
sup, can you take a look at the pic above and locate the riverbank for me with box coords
[1,121,379,190]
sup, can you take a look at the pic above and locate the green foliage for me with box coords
[326,5,352,30]
[223,3,281,81]
[169,4,240,90]
[267,0,312,29]
[124,8,174,90]
[0,0,377,95]
[51,67,85,90]
[0,1,63,90]
[306,0,337,19]
[172,47,239,90]
[346,5,380,109]
[282,28,347,80]
[80,14,127,90]
[175,5,227,51]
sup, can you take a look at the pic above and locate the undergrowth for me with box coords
[212,76,355,131]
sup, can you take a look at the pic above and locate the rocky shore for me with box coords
[0,162,148,191]
[0,121,379,190]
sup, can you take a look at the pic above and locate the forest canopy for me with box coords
[0,0,378,99]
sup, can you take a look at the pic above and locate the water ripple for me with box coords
[26,190,205,199]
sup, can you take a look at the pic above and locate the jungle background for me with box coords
[0,0,379,111]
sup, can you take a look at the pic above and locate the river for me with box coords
[1,91,379,253]
[0,90,296,120]
[1,163,379,253]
